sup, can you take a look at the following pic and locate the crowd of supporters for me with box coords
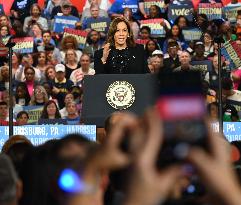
[0,0,239,124]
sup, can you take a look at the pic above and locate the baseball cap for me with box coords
[152,50,163,56]
[195,41,204,47]
[55,64,65,72]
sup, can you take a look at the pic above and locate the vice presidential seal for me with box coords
[106,81,135,110]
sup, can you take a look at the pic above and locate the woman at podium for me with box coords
[94,17,149,74]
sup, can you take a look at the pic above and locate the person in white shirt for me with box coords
[70,54,95,86]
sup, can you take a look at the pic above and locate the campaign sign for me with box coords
[224,5,241,23]
[221,40,241,70]
[198,3,222,20]
[23,106,44,124]
[140,18,166,38]
[182,28,202,42]
[63,28,88,49]
[191,60,212,74]
[222,122,241,142]
[0,125,96,151]
[168,4,193,22]
[53,15,79,33]
[12,37,34,54]
[38,119,68,125]
[143,0,165,14]
[135,39,149,46]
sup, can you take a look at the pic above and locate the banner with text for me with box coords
[191,60,212,76]
[140,18,166,38]
[224,5,241,23]
[182,28,202,42]
[143,0,165,14]
[53,15,79,33]
[0,125,96,151]
[63,28,88,49]
[198,3,222,20]
[168,4,193,22]
[12,37,34,54]
[221,40,241,70]
[23,106,44,124]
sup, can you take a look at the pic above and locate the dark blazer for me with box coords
[94,44,150,74]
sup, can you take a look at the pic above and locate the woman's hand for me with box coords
[101,43,111,64]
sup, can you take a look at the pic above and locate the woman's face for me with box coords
[25,68,35,81]
[149,5,158,18]
[35,88,44,101]
[47,102,57,116]
[17,113,28,125]
[66,50,76,62]
[178,17,187,29]
[65,39,74,49]
[114,21,129,48]
[47,68,56,80]
[32,6,40,16]
[1,67,9,79]
[0,26,8,37]
[17,86,26,98]
[147,41,156,52]
[172,25,179,37]
[31,25,41,36]
[38,53,46,64]
[204,33,212,44]
[12,53,18,64]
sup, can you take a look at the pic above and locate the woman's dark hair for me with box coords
[86,29,100,45]
[174,15,190,28]
[140,26,151,34]
[166,24,184,41]
[40,100,61,119]
[30,3,42,16]
[106,17,136,48]
[201,30,214,43]
[45,65,55,81]
[149,5,161,18]
[17,111,29,119]
[33,51,47,66]
[15,82,31,105]
[144,39,160,57]
[0,25,10,36]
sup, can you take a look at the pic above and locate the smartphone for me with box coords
[156,71,208,168]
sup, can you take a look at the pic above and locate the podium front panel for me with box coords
[82,74,158,127]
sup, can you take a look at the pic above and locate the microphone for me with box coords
[5,36,16,48]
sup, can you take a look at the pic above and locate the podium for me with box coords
[82,74,159,127]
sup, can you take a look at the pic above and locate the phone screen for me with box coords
[156,71,208,168]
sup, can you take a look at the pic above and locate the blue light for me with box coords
[187,185,195,194]
[58,169,85,193]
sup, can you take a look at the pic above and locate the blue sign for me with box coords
[53,15,80,33]
[168,4,193,22]
[182,28,202,42]
[191,60,212,72]
[0,125,96,151]
[224,5,241,23]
